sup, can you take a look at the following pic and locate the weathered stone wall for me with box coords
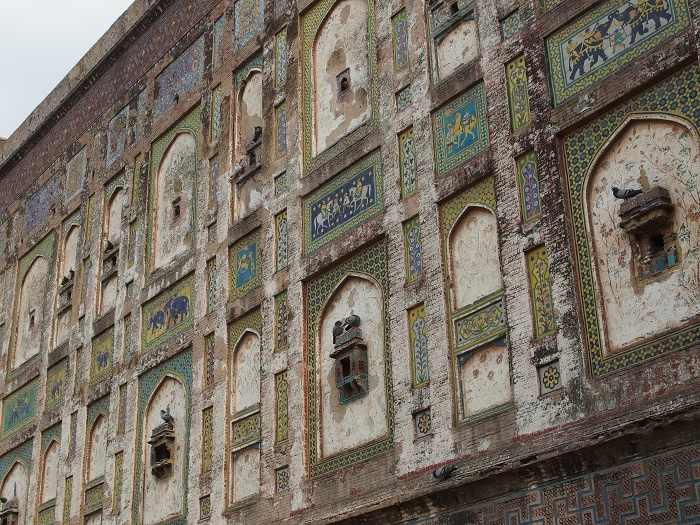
[0,0,698,524]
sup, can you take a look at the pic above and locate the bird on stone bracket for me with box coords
[160,406,175,424]
[612,186,643,199]
[343,315,361,331]
[332,320,344,344]
[432,465,458,481]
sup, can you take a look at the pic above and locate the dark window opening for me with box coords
[172,197,181,222]
[336,69,351,99]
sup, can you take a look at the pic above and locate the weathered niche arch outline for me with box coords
[38,425,61,512]
[131,350,192,525]
[226,309,262,506]
[301,0,379,174]
[145,107,200,281]
[439,177,511,424]
[305,239,393,477]
[563,62,700,376]
[84,397,110,485]
[0,440,34,524]
[8,233,56,378]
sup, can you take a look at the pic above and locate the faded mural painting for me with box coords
[1,380,38,438]
[142,275,194,354]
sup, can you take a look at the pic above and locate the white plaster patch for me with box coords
[437,18,479,80]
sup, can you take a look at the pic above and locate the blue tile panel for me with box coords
[213,16,225,70]
[107,105,130,165]
[153,37,204,119]
[23,174,60,236]
[234,0,264,51]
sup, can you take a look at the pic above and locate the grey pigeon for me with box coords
[69,269,75,281]
[253,126,263,142]
[343,315,361,331]
[104,239,114,252]
[60,275,69,286]
[433,465,458,480]
[332,321,344,344]
[612,187,643,199]
[160,406,175,423]
[0,497,7,504]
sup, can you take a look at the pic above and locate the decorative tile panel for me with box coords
[90,327,114,386]
[276,211,288,271]
[414,408,432,438]
[275,172,287,194]
[107,105,129,165]
[538,360,562,394]
[1,379,39,437]
[396,85,412,111]
[141,273,195,354]
[275,467,289,492]
[205,333,215,386]
[135,89,147,141]
[229,231,261,299]
[432,84,489,176]
[391,9,409,71]
[275,103,287,158]
[88,396,110,429]
[153,37,204,119]
[275,371,288,443]
[232,413,261,448]
[306,240,394,476]
[404,216,423,283]
[127,220,138,268]
[112,451,123,513]
[506,55,531,132]
[46,359,68,410]
[501,11,520,40]
[123,314,132,359]
[199,495,211,519]
[207,258,217,315]
[302,150,383,255]
[211,86,221,142]
[65,148,86,202]
[274,291,289,352]
[546,0,691,106]
[117,383,127,434]
[235,55,263,93]
[68,411,78,459]
[63,476,72,525]
[541,0,564,11]
[275,29,287,87]
[454,299,507,350]
[38,503,55,525]
[208,223,217,242]
[527,246,556,338]
[516,151,542,221]
[399,127,417,198]
[0,439,33,486]
[202,406,213,473]
[213,16,225,70]
[23,174,60,236]
[131,154,142,205]
[234,0,264,51]
[408,304,429,387]
[209,154,220,210]
[84,481,104,513]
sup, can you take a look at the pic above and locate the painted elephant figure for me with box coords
[611,0,672,45]
[165,295,189,327]
[149,310,165,333]
[568,29,609,81]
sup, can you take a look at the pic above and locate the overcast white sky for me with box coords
[0,0,135,139]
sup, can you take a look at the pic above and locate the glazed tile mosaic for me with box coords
[213,16,225,70]
[391,9,409,71]
[396,85,412,111]
[209,156,219,209]
[211,86,221,142]
[506,55,531,132]
[63,477,72,525]
[199,495,211,519]
[408,304,429,387]
[275,467,289,492]
[235,55,262,93]
[45,359,68,410]
[232,413,261,448]
[432,84,489,176]
[23,174,60,236]
[1,379,39,437]
[546,0,691,106]
[538,360,562,395]
[563,62,700,375]
[0,439,33,490]
[527,246,556,338]
[207,258,217,315]
[233,0,264,51]
[90,328,114,385]
[501,11,520,40]
[302,150,383,255]
[306,240,394,477]
[141,273,195,354]
[229,230,261,298]
[403,216,423,283]
[202,406,213,473]
[275,291,289,352]
[274,172,287,194]
[414,408,432,438]
[517,150,542,221]
[153,37,204,119]
[276,211,288,271]
[399,127,417,198]
[276,103,287,158]
[107,105,129,166]
[68,411,77,459]
[275,370,288,443]
[118,383,127,434]
[65,147,86,202]
[275,29,287,87]
[540,0,564,11]
[132,350,192,525]
[454,299,507,350]
[112,451,123,512]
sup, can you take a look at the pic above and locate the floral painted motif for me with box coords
[276,103,287,157]
[275,291,289,352]
[213,16,225,70]
[396,85,412,111]
[234,0,264,50]
[202,406,213,473]
[276,211,288,271]
[501,11,521,40]
[275,371,288,443]
[399,127,417,198]
[205,334,215,386]
[538,360,562,394]
[275,173,287,194]
[506,55,531,132]
[276,467,289,492]
[404,216,423,283]
[391,9,409,71]
[527,246,556,338]
[207,259,217,314]
[517,151,542,221]
[211,86,221,141]
[409,304,429,387]
[209,156,219,210]
[414,408,432,438]
[275,29,287,87]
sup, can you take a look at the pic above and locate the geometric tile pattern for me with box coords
[205,333,215,387]
[202,406,213,473]
[433,84,489,176]
[211,86,221,142]
[538,360,562,395]
[118,383,127,434]
[306,240,394,477]
[404,216,423,283]
[275,370,288,443]
[153,37,204,119]
[23,174,60,236]
[274,290,289,352]
[275,466,289,492]
[517,150,542,222]
[527,245,556,338]
[275,172,287,195]
[506,55,531,132]
[213,16,225,70]
[87,395,110,430]
[391,9,409,71]
[233,0,264,51]
[112,450,123,513]
[501,11,520,40]
[132,350,192,525]
[399,127,417,198]
[413,408,432,438]
[275,211,287,271]
[209,156,219,210]
[207,258,217,315]
[408,304,429,387]
[62,476,72,525]
[199,495,211,519]
[69,411,78,459]
[0,438,33,487]
[107,105,129,166]
[396,85,412,111]
[275,29,287,87]
[404,443,700,524]
[546,0,690,106]
[563,63,700,375]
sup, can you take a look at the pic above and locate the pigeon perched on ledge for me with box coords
[332,320,344,344]
[612,187,643,199]
[432,465,458,481]
[104,239,114,253]
[160,406,175,423]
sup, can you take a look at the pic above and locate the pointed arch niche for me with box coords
[440,179,511,423]
[40,440,60,503]
[86,415,108,482]
[56,223,80,346]
[14,255,49,369]
[584,116,700,353]
[227,311,262,506]
[0,461,29,525]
